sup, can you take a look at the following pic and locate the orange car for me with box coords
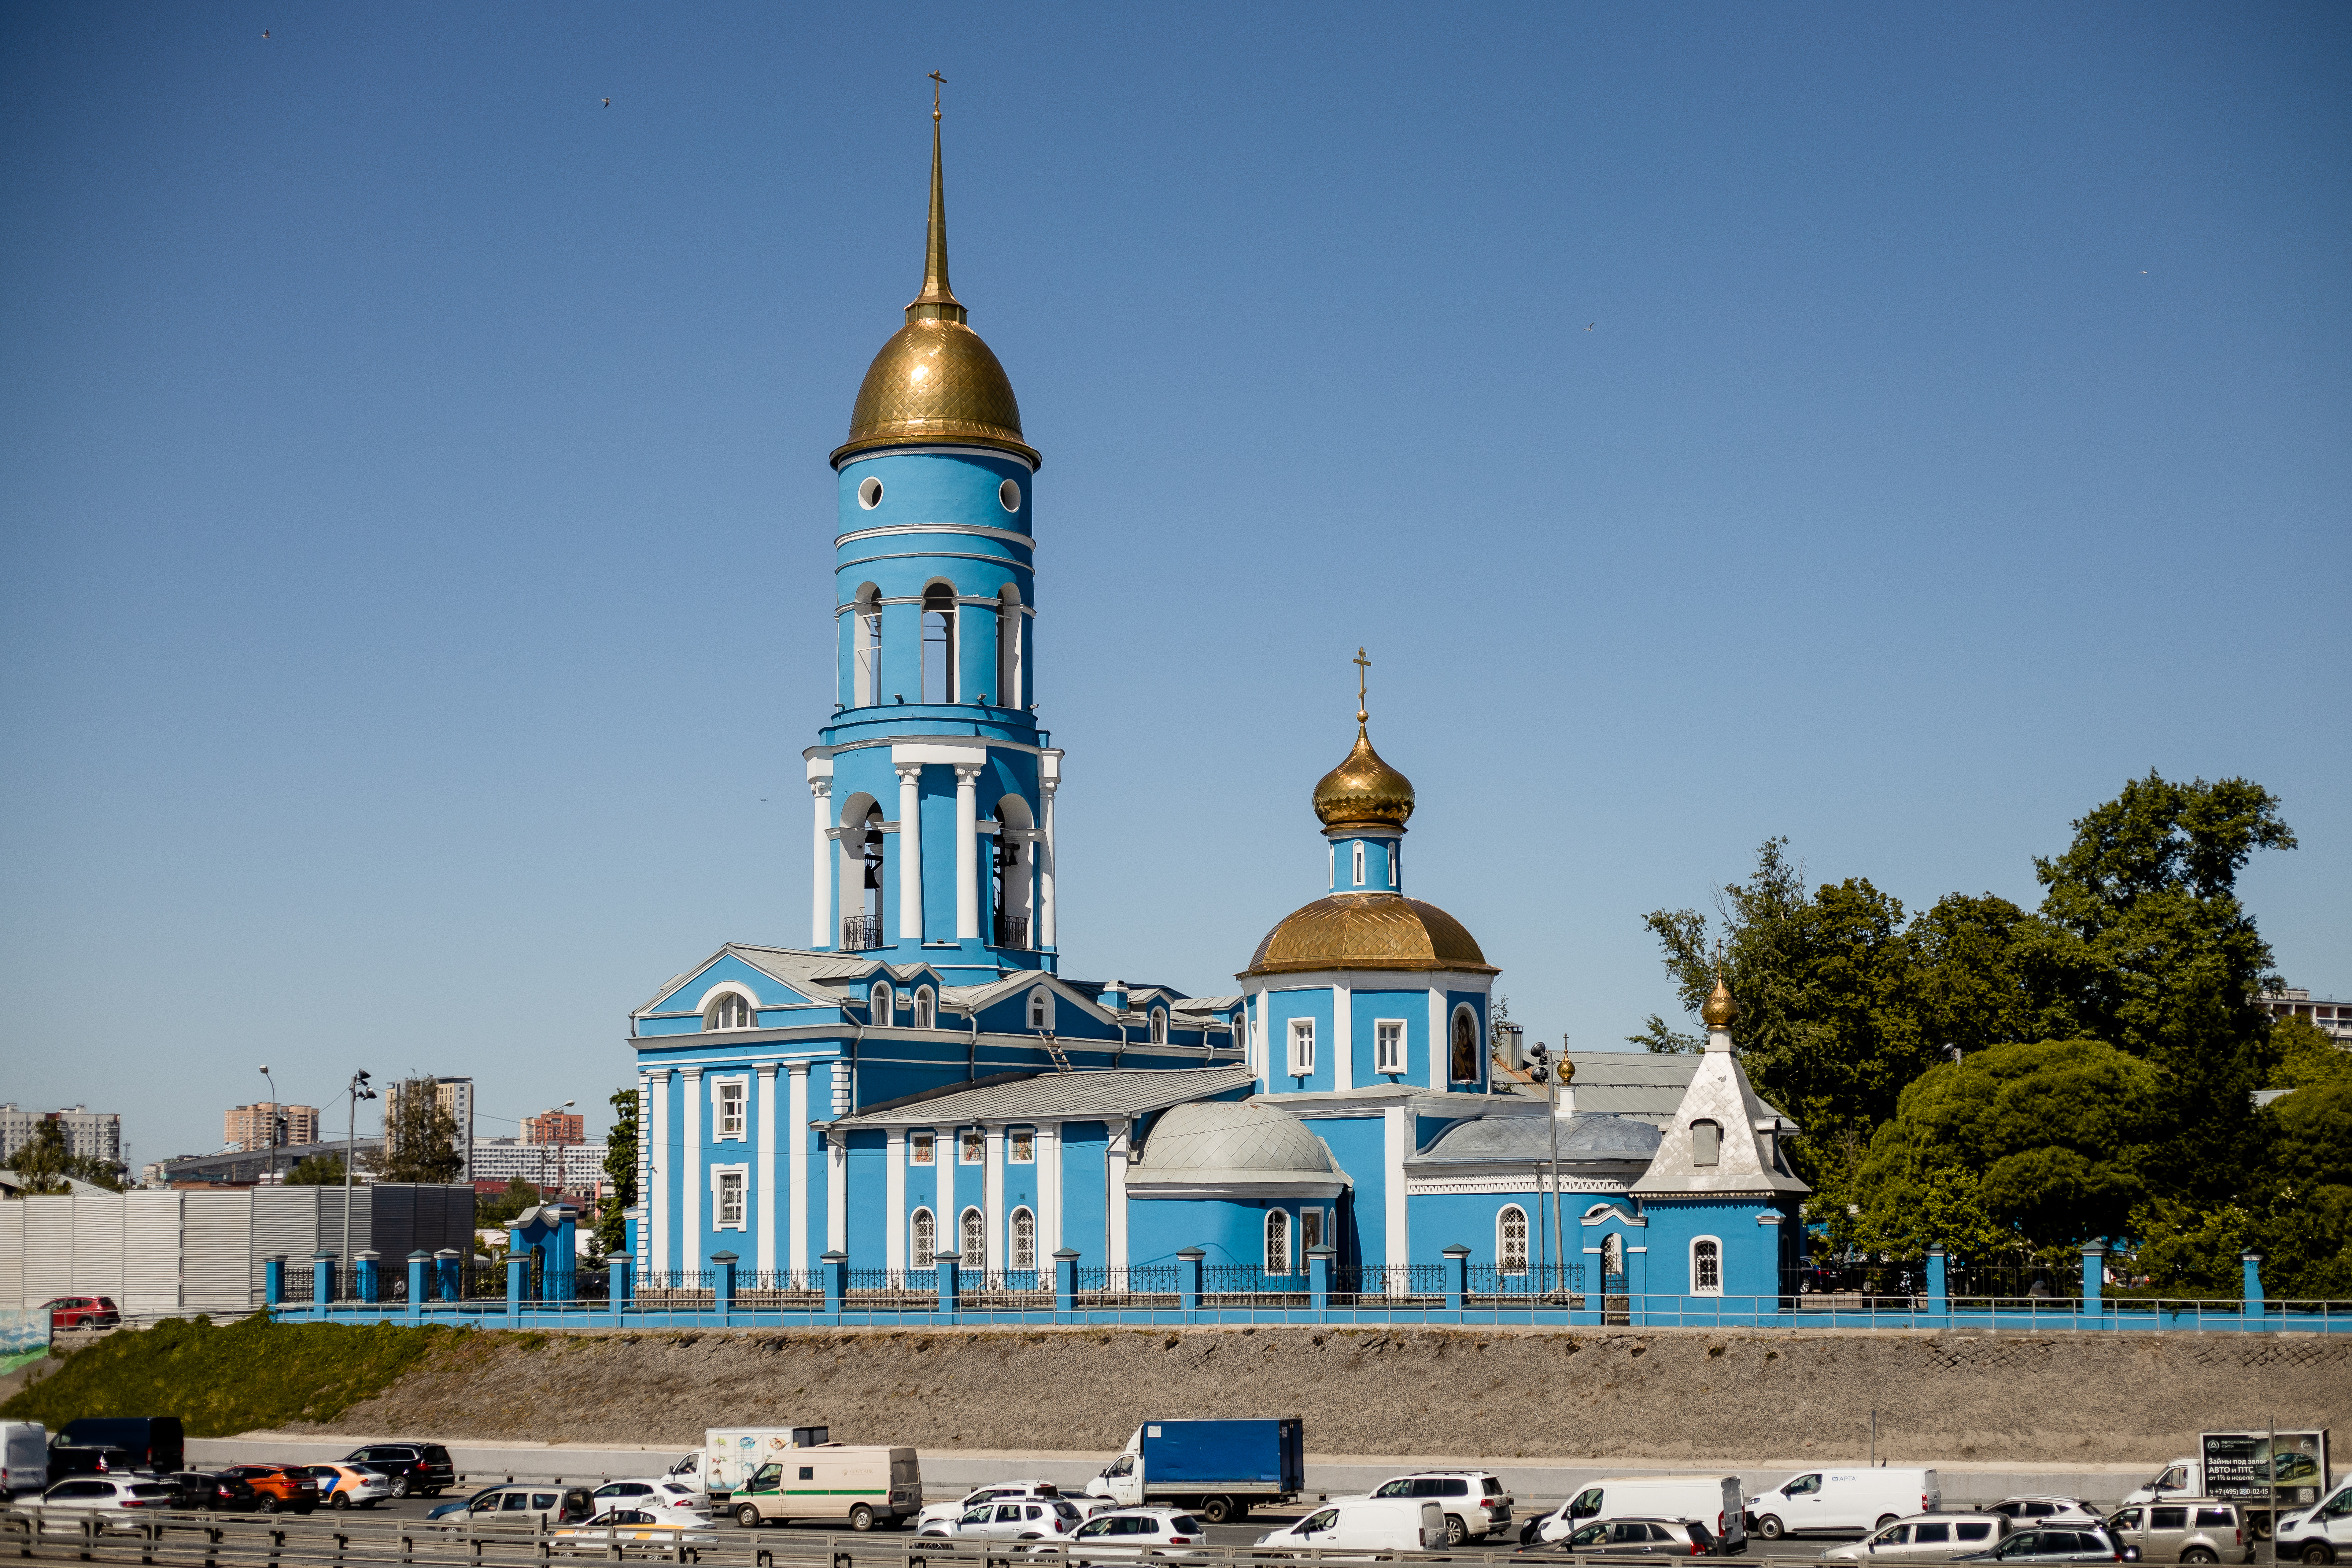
[216,1465,320,1515]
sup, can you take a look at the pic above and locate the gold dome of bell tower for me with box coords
[1311,648,1417,831]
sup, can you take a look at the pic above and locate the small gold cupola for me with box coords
[1311,648,1417,832]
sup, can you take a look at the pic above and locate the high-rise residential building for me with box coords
[223,1103,320,1154]
[522,1108,585,1145]
[0,1105,122,1166]
[385,1077,475,1178]
[2261,987,2352,1047]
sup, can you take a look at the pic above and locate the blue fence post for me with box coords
[2080,1241,2104,1326]
[610,1254,633,1313]
[712,1251,738,1325]
[355,1251,380,1306]
[2242,1252,2265,1327]
[934,1251,960,1325]
[1443,1245,1470,1320]
[1177,1248,1204,1323]
[434,1248,462,1305]
[262,1253,287,1310]
[1926,1246,1948,1325]
[820,1251,846,1324]
[506,1248,529,1321]
[406,1250,431,1321]
[311,1251,337,1317]
[1053,1249,1079,1324]
[1307,1246,1333,1321]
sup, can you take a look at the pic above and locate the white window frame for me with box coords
[1009,1206,1037,1272]
[710,1074,750,1142]
[959,1128,986,1166]
[871,981,893,1023]
[853,596,882,708]
[704,990,757,1031]
[1690,1235,1723,1296]
[710,1163,750,1232]
[1264,1207,1291,1276]
[910,1207,936,1268]
[1028,987,1053,1030]
[960,1206,986,1268]
[1007,1127,1035,1165]
[1289,1017,1315,1076]
[909,1132,936,1166]
[1498,1205,1529,1276]
[1374,1018,1406,1076]
[913,986,935,1029]
[1352,841,1365,887]
[1150,1008,1167,1045]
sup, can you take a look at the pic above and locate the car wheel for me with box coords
[2182,1551,2218,1565]
[1755,1516,1784,1541]
[736,1504,762,1529]
[1876,1516,1900,1532]
[1446,1514,1469,1547]
[1199,1497,1234,1525]
[263,1496,283,1514]
[851,1504,877,1532]
[329,1494,349,1510]
[2299,1543,2334,1565]
[391,1477,410,1499]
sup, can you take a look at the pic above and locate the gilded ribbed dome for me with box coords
[830,112,1041,472]
[1241,893,1496,977]
[1312,724,1416,831]
[1701,974,1739,1029]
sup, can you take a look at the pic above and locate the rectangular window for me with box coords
[1289,1018,1315,1076]
[716,1079,746,1139]
[1351,842,1365,886]
[1008,1128,1035,1164]
[1374,1020,1405,1075]
[713,1167,747,1229]
[910,1133,935,1166]
[960,1129,986,1165]
[1692,1121,1721,1166]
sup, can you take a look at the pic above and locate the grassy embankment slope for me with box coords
[0,1314,457,1437]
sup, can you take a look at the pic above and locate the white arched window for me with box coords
[1010,1207,1037,1272]
[913,987,934,1029]
[1028,987,1051,1030]
[910,1208,935,1269]
[922,583,957,704]
[1150,1008,1167,1045]
[851,584,882,708]
[1691,1236,1723,1295]
[960,1207,985,1269]
[1352,841,1366,887]
[1498,1206,1529,1276]
[705,993,754,1031]
[871,982,892,1023]
[1264,1208,1291,1276]
[1602,1231,1624,1277]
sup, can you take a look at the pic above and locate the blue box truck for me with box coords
[1082,1419,1305,1524]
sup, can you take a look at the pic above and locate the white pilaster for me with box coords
[680,1067,703,1268]
[895,763,924,941]
[954,763,983,941]
[1038,1121,1061,1257]
[826,1131,846,1255]
[645,1070,667,1272]
[1428,986,1446,1090]
[1384,1104,1409,1288]
[1333,983,1354,1093]
[809,781,832,948]
[1109,1121,1131,1268]
[983,1123,1005,1274]
[886,1129,907,1271]
[1038,777,1058,947]
[935,1125,956,1243]
[787,1063,810,1273]
[754,1064,778,1275]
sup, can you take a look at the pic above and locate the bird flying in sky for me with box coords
[602,97,611,108]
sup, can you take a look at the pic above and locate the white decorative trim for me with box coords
[835,443,1038,473]
[694,981,763,1027]
[681,1067,703,1261]
[708,1073,751,1142]
[1404,1173,1633,1197]
[886,1128,907,1268]
[837,550,1036,572]
[709,1162,751,1232]
[1579,1202,1646,1227]
[1690,1233,1724,1295]
[1384,1106,1409,1272]
[834,522,1035,550]
[1129,1178,1349,1200]
[1372,1017,1407,1077]
[1332,985,1352,1093]
[787,1063,810,1273]
[754,1064,777,1274]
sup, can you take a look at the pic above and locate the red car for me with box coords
[44,1296,121,1328]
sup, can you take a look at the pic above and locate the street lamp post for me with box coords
[257,1066,280,1185]
[342,1070,376,1288]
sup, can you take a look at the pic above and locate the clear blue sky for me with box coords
[3,5,2345,1170]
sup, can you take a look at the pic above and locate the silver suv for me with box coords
[1367,1470,1514,1545]
[2106,1499,2250,1565]
[1821,1513,2008,1560]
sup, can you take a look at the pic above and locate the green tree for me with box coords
[370,1081,463,1185]
[598,1088,638,1257]
[473,1179,542,1228]
[2269,1016,2352,1090]
[4,1118,127,1194]
[283,1153,347,1187]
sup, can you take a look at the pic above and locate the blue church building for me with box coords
[627,106,1807,1313]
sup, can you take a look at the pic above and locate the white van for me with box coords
[1747,1470,1942,1539]
[1526,1476,1747,1547]
[2,1424,47,1496]
[1258,1498,1447,1556]
[727,1445,922,1531]
[697,1426,830,1498]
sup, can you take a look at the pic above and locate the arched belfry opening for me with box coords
[922,582,957,704]
[836,793,885,950]
[994,793,1034,950]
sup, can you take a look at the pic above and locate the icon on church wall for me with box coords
[1450,1007,1479,1083]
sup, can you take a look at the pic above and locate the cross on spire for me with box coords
[929,70,946,121]
[1353,646,1371,726]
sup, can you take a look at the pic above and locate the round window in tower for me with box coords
[858,476,884,510]
[998,477,1021,513]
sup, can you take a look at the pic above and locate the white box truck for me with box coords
[697,1425,831,1499]
[2123,1431,2330,1541]
[1746,1469,1941,1539]
[1525,1476,1747,1548]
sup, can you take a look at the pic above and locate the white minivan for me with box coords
[1746,1470,1941,1539]
[1258,1498,1448,1556]
[2,1423,47,1496]
[1526,1477,1748,1548]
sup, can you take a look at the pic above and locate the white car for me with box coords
[923,1497,1086,1540]
[1364,1470,1515,1544]
[36,1477,181,1533]
[306,1463,395,1510]
[918,1480,1072,1530]
[1030,1507,1210,1562]
[554,1507,720,1550]
[1820,1514,2011,1561]
[1988,1499,2104,1527]
[592,1478,712,1516]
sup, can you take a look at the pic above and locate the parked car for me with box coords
[1749,1472,1943,1539]
[427,1482,597,1525]
[1991,1501,2105,1526]
[922,1498,1086,1539]
[53,1418,183,1476]
[34,1477,180,1532]
[1952,1524,2135,1564]
[215,1464,320,1515]
[41,1297,121,1329]
[1259,1498,1447,1556]
[160,1471,262,1513]
[2105,1500,2251,1565]
[917,1479,1072,1530]
[1820,1514,2010,1561]
[1030,1506,1211,1563]
[590,1477,712,1516]
[338,1442,454,1498]
[553,1507,719,1550]
[302,1463,394,1510]
[1367,1469,1515,1545]
[1523,1516,1727,1556]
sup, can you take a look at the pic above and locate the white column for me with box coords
[809,782,832,948]
[1333,983,1354,1093]
[1428,986,1446,1090]
[1038,1122,1061,1257]
[954,763,983,941]
[1109,1121,1131,1268]
[935,1128,956,1246]
[1384,1104,1410,1286]
[896,763,924,941]
[681,1067,703,1268]
[983,1124,1005,1274]
[787,1064,810,1273]
[886,1130,907,1271]
[826,1132,847,1255]
[1038,779,1058,947]
[645,1071,667,1272]
[754,1064,778,1276]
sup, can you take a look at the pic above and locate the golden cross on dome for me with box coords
[1353,646,1371,724]
[929,70,946,121]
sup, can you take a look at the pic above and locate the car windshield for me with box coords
[1373,1480,1414,1498]
[1074,1519,1112,1538]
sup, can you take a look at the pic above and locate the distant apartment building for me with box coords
[522,1108,585,1145]
[0,1105,122,1167]
[2262,986,2352,1047]
[222,1102,321,1154]
[385,1077,475,1178]
[470,1137,605,1191]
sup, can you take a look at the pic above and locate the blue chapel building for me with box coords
[625,108,1807,1311]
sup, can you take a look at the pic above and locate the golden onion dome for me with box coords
[1313,720,1416,831]
[1701,973,1739,1029]
[831,110,1040,471]
[1241,893,1496,978]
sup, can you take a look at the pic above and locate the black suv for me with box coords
[162,1472,262,1512]
[339,1444,454,1499]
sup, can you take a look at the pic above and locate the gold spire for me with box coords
[1312,648,1416,832]
[1701,972,1739,1029]
[907,72,963,325]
